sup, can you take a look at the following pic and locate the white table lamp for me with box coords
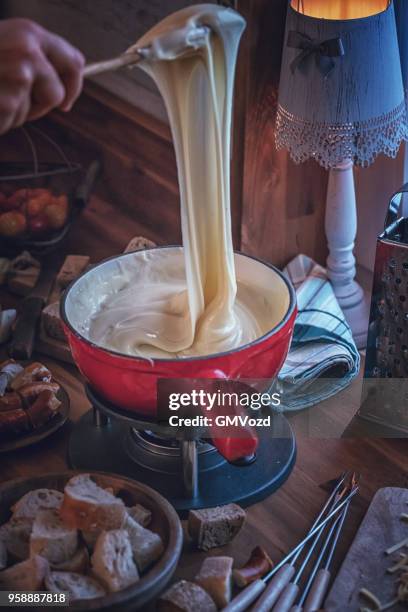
[276,0,408,348]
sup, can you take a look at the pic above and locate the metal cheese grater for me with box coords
[359,183,408,435]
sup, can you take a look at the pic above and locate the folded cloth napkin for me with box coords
[276,254,360,411]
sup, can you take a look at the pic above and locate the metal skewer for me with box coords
[270,484,348,612]
[222,474,358,612]
[292,473,349,568]
[250,474,350,612]
[300,483,354,611]
[289,514,343,612]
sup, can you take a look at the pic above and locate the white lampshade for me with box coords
[276,0,408,168]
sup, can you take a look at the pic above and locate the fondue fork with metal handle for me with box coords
[83,26,211,77]
[221,486,358,612]
[293,478,354,612]
[250,477,353,612]
[221,473,357,612]
[270,476,354,612]
[288,513,344,612]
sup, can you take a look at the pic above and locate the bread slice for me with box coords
[11,488,63,520]
[0,539,6,570]
[56,255,90,289]
[0,518,32,560]
[157,580,217,612]
[0,555,49,590]
[81,529,100,550]
[188,504,246,551]
[91,529,139,592]
[10,362,52,390]
[52,544,89,573]
[18,381,59,404]
[127,503,152,527]
[30,509,78,564]
[45,571,106,600]
[27,390,61,428]
[195,556,233,608]
[42,302,66,342]
[121,514,163,572]
[60,474,126,532]
[124,236,156,253]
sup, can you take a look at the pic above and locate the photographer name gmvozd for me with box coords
[167,413,273,428]
[169,414,272,428]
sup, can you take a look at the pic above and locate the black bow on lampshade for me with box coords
[287,30,345,77]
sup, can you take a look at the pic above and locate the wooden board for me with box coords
[36,319,74,365]
[35,256,90,365]
[326,487,408,611]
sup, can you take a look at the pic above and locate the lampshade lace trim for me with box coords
[275,102,408,169]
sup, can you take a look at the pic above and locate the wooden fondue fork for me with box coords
[83,51,146,77]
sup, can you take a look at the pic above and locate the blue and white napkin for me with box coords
[277,254,360,411]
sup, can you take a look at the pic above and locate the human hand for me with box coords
[0,18,85,134]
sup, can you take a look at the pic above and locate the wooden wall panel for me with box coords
[43,84,182,246]
[7,79,245,251]
[355,152,404,272]
[238,0,329,268]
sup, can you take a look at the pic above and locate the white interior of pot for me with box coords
[64,247,291,352]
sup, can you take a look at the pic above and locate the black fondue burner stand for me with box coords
[68,385,296,515]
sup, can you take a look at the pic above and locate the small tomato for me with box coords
[28,214,50,235]
[44,202,68,229]
[6,189,28,210]
[0,212,27,237]
[27,193,51,217]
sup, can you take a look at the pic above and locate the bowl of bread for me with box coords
[0,471,183,610]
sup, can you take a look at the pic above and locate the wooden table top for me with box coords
[1,193,407,604]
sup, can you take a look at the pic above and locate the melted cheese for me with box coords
[89,5,275,358]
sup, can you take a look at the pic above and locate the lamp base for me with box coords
[325,161,371,350]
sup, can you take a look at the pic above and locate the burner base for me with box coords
[68,410,296,514]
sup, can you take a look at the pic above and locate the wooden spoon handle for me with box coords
[83,52,142,77]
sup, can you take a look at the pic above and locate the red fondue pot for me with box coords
[61,247,297,462]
